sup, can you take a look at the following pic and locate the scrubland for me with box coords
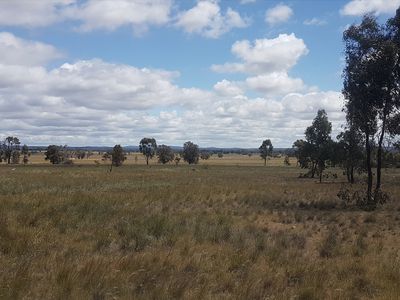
[0,156,399,299]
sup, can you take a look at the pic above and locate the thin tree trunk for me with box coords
[346,166,351,183]
[365,133,373,206]
[350,166,354,184]
[146,156,149,165]
[376,114,387,191]
[264,158,266,166]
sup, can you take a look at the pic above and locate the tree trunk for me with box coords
[376,114,387,191]
[264,158,266,166]
[311,162,316,178]
[346,166,351,183]
[365,133,373,206]
[350,166,354,184]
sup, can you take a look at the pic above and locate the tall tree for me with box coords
[259,139,273,166]
[139,138,157,165]
[182,141,199,164]
[343,16,382,204]
[343,11,400,206]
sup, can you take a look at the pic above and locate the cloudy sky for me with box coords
[1,0,399,147]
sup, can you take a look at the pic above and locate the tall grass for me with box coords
[0,164,399,299]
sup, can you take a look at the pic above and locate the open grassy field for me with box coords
[1,158,400,299]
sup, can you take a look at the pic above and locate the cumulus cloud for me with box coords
[0,0,74,27]
[265,4,293,26]
[1,33,345,147]
[246,73,305,95]
[0,32,62,66]
[64,0,172,34]
[214,79,244,96]
[212,34,308,74]
[341,0,400,16]
[211,34,308,96]
[175,0,249,38]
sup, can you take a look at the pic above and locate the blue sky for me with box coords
[0,0,399,147]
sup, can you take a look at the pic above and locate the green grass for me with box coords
[0,164,399,299]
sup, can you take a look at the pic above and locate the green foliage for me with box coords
[182,141,199,164]
[259,139,273,166]
[44,145,66,164]
[157,145,175,164]
[139,138,157,165]
[111,145,126,167]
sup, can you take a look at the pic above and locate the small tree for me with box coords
[44,145,65,164]
[259,139,273,166]
[21,144,29,164]
[182,141,199,164]
[284,155,291,166]
[157,145,175,164]
[3,136,20,164]
[110,144,126,171]
[174,155,181,165]
[139,138,157,165]
[217,152,223,158]
[200,152,211,160]
[305,110,333,183]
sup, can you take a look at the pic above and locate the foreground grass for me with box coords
[0,164,399,299]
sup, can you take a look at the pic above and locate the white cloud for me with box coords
[175,0,249,38]
[0,33,345,147]
[246,73,305,95]
[0,32,62,66]
[211,34,308,96]
[265,4,293,26]
[214,79,244,96]
[64,0,172,34]
[0,0,74,27]
[341,0,400,16]
[303,18,327,26]
[212,34,308,74]
[240,0,256,4]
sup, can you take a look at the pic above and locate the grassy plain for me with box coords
[0,154,399,299]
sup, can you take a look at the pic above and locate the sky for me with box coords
[1,0,399,148]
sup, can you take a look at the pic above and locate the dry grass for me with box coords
[0,161,399,299]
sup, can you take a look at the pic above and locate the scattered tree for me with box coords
[139,138,157,165]
[44,145,66,164]
[21,144,29,164]
[2,136,20,164]
[110,144,126,171]
[157,145,175,164]
[182,141,199,164]
[259,139,273,166]
[200,152,211,160]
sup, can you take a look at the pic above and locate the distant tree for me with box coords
[21,144,29,164]
[200,152,211,160]
[292,139,312,170]
[102,152,111,162]
[3,136,20,164]
[11,151,20,164]
[217,152,223,158]
[174,155,181,165]
[336,128,365,184]
[157,145,175,164]
[284,155,291,166]
[305,110,333,183]
[139,138,157,165]
[44,145,66,164]
[182,141,199,164]
[110,144,126,171]
[259,139,273,166]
